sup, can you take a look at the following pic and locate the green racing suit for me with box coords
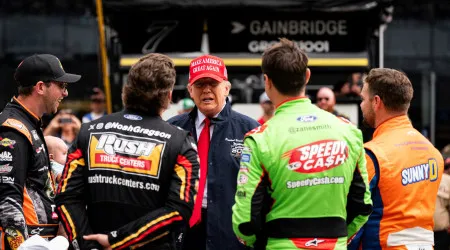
[232,98,372,250]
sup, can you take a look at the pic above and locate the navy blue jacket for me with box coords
[168,101,259,250]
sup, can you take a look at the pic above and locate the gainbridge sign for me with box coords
[208,10,378,54]
[88,133,165,178]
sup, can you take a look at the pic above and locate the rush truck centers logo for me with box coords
[283,140,348,173]
[88,133,165,178]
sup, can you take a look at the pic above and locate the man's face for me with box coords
[188,78,230,117]
[360,83,376,128]
[43,81,68,114]
[91,99,105,113]
[261,101,274,116]
[316,89,335,112]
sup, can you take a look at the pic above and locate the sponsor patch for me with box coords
[296,115,317,122]
[236,189,246,198]
[5,228,25,249]
[283,140,348,173]
[237,174,248,185]
[88,132,165,178]
[2,119,32,143]
[124,114,143,120]
[2,176,15,183]
[0,164,12,174]
[290,238,337,249]
[401,158,438,186]
[0,151,12,161]
[239,166,249,173]
[241,154,251,163]
[226,138,245,158]
[31,130,40,140]
[36,144,46,154]
[30,227,44,235]
[0,138,16,148]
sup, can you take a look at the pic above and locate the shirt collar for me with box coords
[196,102,226,129]
[275,97,311,115]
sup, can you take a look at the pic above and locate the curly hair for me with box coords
[122,53,176,115]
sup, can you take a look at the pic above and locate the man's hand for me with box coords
[57,223,68,238]
[83,234,112,250]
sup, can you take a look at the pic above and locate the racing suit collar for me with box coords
[373,115,412,138]
[275,97,311,115]
[123,108,162,119]
[11,96,41,126]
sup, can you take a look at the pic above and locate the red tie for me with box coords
[190,117,210,227]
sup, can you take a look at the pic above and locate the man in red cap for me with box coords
[169,55,259,250]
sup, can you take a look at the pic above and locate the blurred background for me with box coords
[0,0,449,149]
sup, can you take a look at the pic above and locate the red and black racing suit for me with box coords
[55,109,200,250]
[0,97,58,250]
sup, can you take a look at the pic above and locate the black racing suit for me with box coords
[55,109,200,250]
[0,97,58,250]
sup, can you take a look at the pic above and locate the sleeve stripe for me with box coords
[177,155,193,203]
[174,164,187,201]
[129,231,169,249]
[57,149,84,194]
[112,212,183,250]
[60,158,84,193]
[23,188,39,224]
[59,205,77,241]
[365,149,380,188]
[58,149,85,193]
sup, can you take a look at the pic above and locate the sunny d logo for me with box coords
[283,140,348,173]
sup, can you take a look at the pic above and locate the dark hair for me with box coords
[333,80,348,93]
[364,68,413,112]
[261,38,309,96]
[18,81,51,96]
[122,53,176,115]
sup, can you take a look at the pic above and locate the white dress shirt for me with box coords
[195,105,225,208]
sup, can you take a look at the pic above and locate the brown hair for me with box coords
[18,81,51,96]
[364,68,413,112]
[122,53,176,115]
[261,38,309,96]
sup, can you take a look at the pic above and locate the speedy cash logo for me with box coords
[88,132,165,178]
[282,140,348,173]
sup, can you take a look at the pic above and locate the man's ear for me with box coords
[373,95,383,111]
[168,91,173,102]
[305,68,311,86]
[187,85,194,98]
[35,81,46,95]
[49,153,54,161]
[223,81,231,96]
[264,74,272,91]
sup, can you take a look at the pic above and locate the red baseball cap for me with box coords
[188,55,228,85]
